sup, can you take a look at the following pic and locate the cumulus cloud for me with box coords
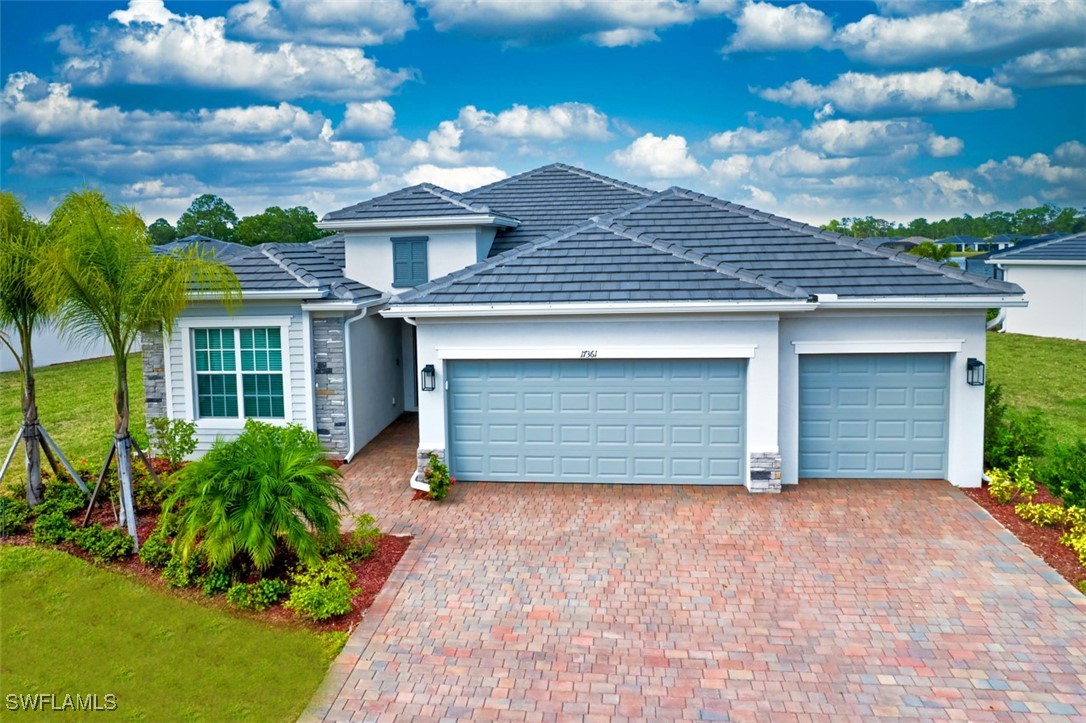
[758,70,1015,116]
[420,0,733,47]
[338,101,396,139]
[708,117,797,152]
[800,119,963,158]
[609,133,704,178]
[402,164,507,191]
[457,102,611,141]
[725,1,832,53]
[996,47,1086,88]
[226,0,416,46]
[835,0,1086,66]
[977,140,1086,203]
[57,0,412,101]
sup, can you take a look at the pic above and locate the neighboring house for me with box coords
[866,237,917,253]
[143,163,1025,492]
[0,323,113,373]
[986,233,1085,341]
[154,235,251,260]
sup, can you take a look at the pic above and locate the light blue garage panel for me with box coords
[799,354,949,478]
[446,359,746,484]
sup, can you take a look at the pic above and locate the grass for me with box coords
[0,546,332,721]
[0,355,144,483]
[987,332,1086,449]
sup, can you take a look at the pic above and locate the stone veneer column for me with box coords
[416,448,446,481]
[140,329,167,427]
[747,451,782,493]
[311,315,349,458]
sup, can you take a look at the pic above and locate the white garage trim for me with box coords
[792,339,964,355]
[436,345,758,360]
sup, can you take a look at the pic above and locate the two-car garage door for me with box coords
[446,359,746,484]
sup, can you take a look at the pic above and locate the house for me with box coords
[142,164,1025,492]
[986,233,1085,341]
[154,235,250,259]
[1,323,114,373]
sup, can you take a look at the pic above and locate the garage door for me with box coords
[447,359,746,484]
[799,353,949,478]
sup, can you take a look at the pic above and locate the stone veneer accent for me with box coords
[747,451,782,493]
[312,315,349,458]
[141,329,167,427]
[416,448,445,480]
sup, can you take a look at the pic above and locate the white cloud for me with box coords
[58,1,412,101]
[873,0,959,16]
[758,70,1015,116]
[402,164,507,191]
[801,119,962,158]
[420,0,733,47]
[996,47,1086,88]
[2,72,125,137]
[226,0,416,46]
[725,1,832,53]
[707,117,797,152]
[835,0,1086,66]
[609,133,704,178]
[976,140,1086,203]
[457,103,611,141]
[339,101,396,138]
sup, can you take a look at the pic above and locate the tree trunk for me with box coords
[21,326,43,507]
[114,352,138,549]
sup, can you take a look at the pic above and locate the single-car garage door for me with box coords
[447,359,745,484]
[799,353,949,478]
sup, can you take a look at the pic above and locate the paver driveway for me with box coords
[307,415,1086,721]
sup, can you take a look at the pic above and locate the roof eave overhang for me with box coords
[383,300,815,319]
[300,296,390,312]
[316,215,520,231]
[189,289,324,301]
[816,296,1027,309]
[985,259,1086,266]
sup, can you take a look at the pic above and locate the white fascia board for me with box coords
[316,215,519,231]
[793,339,964,355]
[189,289,323,300]
[985,259,1086,266]
[816,296,1027,309]
[300,297,389,312]
[437,345,758,360]
[382,300,815,319]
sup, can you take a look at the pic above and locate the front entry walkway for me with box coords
[308,415,1086,720]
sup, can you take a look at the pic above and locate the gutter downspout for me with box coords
[343,305,384,463]
[986,307,1006,332]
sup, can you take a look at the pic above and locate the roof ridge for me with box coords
[417,183,493,214]
[461,162,655,199]
[259,244,320,288]
[460,164,557,197]
[666,187,1023,295]
[606,221,809,300]
[989,231,1081,259]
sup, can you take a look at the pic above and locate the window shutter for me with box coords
[392,236,428,287]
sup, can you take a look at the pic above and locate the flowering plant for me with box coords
[423,452,454,501]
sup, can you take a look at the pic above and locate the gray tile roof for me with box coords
[395,187,1023,306]
[226,237,383,303]
[987,232,1086,262]
[155,235,250,259]
[322,184,495,222]
[463,163,654,255]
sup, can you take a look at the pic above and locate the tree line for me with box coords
[821,204,1086,240]
[147,194,333,247]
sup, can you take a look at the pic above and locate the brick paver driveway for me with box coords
[307,415,1086,721]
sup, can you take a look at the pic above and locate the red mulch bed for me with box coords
[411,489,429,501]
[1,503,411,634]
[964,483,1085,589]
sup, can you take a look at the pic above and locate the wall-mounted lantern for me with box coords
[420,364,436,392]
[966,358,985,386]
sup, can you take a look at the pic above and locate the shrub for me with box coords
[138,527,173,569]
[1062,528,1086,567]
[0,495,31,535]
[202,568,233,597]
[165,420,347,572]
[1040,440,1086,508]
[344,513,381,561]
[987,456,1036,505]
[423,453,454,502]
[162,551,201,588]
[148,417,198,470]
[984,383,1047,470]
[32,511,75,545]
[285,557,357,621]
[1077,580,1086,596]
[37,481,87,517]
[1015,502,1070,527]
[226,578,289,611]
[72,524,134,562]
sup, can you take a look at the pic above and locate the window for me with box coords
[194,327,285,419]
[392,236,428,287]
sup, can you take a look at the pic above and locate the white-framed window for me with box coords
[192,326,285,419]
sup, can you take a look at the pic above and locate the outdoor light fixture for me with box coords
[420,364,436,392]
[966,358,985,386]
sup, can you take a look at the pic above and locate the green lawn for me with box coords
[0,546,331,721]
[1,355,145,483]
[986,332,1086,449]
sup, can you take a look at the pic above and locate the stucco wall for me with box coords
[342,226,497,295]
[1,324,123,373]
[346,312,404,456]
[1002,265,1085,341]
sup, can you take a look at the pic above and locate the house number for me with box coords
[580,350,598,358]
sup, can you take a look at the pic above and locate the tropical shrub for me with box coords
[285,557,356,621]
[423,453,454,501]
[345,513,381,561]
[72,524,133,562]
[0,495,31,535]
[162,551,201,588]
[1040,440,1086,508]
[984,384,1046,470]
[32,511,75,545]
[164,420,347,573]
[226,578,289,611]
[202,568,233,597]
[987,456,1036,505]
[138,526,173,569]
[148,417,197,470]
[37,481,87,516]
[1015,502,1071,527]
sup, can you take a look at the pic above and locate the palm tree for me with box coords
[39,188,239,547]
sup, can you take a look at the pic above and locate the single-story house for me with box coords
[143,163,1025,492]
[986,233,1085,341]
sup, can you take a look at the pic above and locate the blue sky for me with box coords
[1,0,1084,226]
